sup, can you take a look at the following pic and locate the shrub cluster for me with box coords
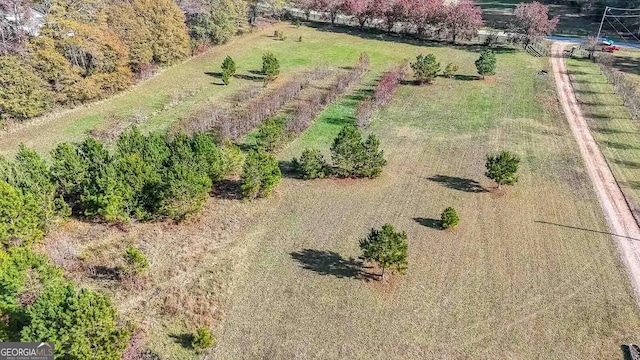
[1,128,242,240]
[294,125,386,179]
[122,246,149,276]
[0,247,131,358]
[191,328,215,350]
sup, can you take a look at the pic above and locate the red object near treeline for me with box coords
[603,45,621,52]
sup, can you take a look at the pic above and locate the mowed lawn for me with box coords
[566,57,640,219]
[1,23,488,156]
[210,46,640,358]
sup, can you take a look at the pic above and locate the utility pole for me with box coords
[596,6,609,40]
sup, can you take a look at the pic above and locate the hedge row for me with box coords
[356,62,407,128]
[182,67,333,141]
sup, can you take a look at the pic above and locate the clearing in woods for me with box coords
[17,25,640,359]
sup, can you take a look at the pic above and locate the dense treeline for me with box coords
[0,0,259,123]
[294,0,484,43]
[0,127,244,247]
[0,247,131,359]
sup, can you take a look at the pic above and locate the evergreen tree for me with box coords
[475,49,497,79]
[293,148,328,179]
[485,150,520,189]
[241,150,281,199]
[221,55,237,85]
[359,224,408,280]
[21,283,131,360]
[410,54,440,84]
[262,52,280,81]
[441,207,459,229]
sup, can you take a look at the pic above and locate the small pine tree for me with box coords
[221,56,236,85]
[262,52,280,81]
[441,207,459,229]
[293,148,328,179]
[123,245,149,275]
[255,117,286,152]
[330,126,386,178]
[191,328,215,349]
[485,151,520,189]
[241,150,282,199]
[359,224,408,280]
[410,54,440,84]
[444,63,459,78]
[475,50,497,79]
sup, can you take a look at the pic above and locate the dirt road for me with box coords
[550,42,640,304]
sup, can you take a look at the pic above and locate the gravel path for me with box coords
[551,41,640,304]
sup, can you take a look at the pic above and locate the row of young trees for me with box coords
[295,0,484,43]
[294,0,560,45]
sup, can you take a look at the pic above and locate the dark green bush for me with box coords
[0,182,43,246]
[191,327,215,349]
[293,148,328,179]
[441,207,459,229]
[330,125,386,178]
[255,117,287,152]
[51,142,88,204]
[161,135,213,221]
[241,150,281,199]
[475,50,497,79]
[485,150,520,189]
[0,247,130,359]
[21,283,131,360]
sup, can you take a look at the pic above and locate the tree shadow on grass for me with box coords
[234,73,265,82]
[278,160,301,179]
[602,140,640,151]
[413,217,442,230]
[453,74,481,81]
[290,249,377,280]
[169,333,193,349]
[212,179,243,200]
[427,175,488,193]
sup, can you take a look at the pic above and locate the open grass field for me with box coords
[566,56,640,219]
[18,24,640,359]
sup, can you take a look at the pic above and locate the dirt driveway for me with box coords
[550,41,640,304]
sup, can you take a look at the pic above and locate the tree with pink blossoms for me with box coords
[316,0,344,25]
[378,0,410,33]
[407,0,447,38]
[443,0,483,44]
[511,1,559,44]
[343,0,375,28]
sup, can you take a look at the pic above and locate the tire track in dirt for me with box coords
[550,41,640,304]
